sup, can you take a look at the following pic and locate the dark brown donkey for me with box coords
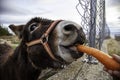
[0,17,86,80]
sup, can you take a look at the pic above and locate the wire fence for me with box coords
[76,0,110,50]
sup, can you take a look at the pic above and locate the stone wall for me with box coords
[47,57,112,80]
[45,40,113,80]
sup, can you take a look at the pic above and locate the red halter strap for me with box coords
[26,20,62,61]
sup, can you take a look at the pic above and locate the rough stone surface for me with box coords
[47,41,113,80]
[47,57,112,80]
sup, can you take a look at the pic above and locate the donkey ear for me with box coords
[9,24,24,39]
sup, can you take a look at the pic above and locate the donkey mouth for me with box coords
[60,45,78,53]
[60,45,84,59]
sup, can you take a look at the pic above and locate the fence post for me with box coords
[98,0,106,49]
[88,0,97,61]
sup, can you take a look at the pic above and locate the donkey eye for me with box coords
[29,23,38,32]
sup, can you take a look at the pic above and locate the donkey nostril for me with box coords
[64,24,75,31]
[62,24,76,35]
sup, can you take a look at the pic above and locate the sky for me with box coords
[0,0,120,34]
[106,0,120,34]
[0,0,80,25]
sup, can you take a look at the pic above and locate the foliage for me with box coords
[0,25,12,36]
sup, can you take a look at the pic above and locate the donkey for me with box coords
[0,17,86,80]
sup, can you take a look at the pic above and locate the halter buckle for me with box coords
[40,34,49,44]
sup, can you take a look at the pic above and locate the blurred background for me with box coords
[0,0,120,36]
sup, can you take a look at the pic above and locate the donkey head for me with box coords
[9,17,86,69]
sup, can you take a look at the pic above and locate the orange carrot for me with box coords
[76,45,120,70]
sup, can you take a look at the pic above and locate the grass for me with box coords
[11,45,18,49]
[106,39,120,56]
[0,36,19,50]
